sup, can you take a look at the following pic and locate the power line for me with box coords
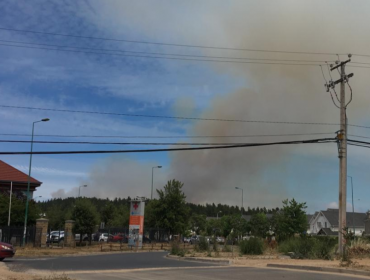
[0,138,337,145]
[347,139,370,146]
[0,39,334,64]
[0,138,335,155]
[0,27,346,56]
[348,134,370,139]
[0,43,323,66]
[0,104,342,126]
[0,132,334,139]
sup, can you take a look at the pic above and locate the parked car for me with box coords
[48,231,64,243]
[0,241,15,261]
[109,234,128,243]
[189,235,200,244]
[98,233,112,242]
[183,237,191,243]
[216,236,225,243]
[75,233,89,241]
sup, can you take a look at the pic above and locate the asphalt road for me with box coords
[5,252,216,271]
[72,267,369,280]
[5,252,366,280]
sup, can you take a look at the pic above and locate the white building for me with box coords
[309,208,366,236]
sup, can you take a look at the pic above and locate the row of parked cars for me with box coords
[184,236,225,244]
[48,231,152,243]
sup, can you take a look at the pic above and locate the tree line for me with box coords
[0,180,306,241]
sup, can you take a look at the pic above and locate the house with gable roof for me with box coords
[0,160,42,199]
[309,208,366,236]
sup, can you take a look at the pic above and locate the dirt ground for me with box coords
[184,251,370,272]
[0,262,73,280]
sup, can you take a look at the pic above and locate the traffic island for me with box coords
[267,263,370,277]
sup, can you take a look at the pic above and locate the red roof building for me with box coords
[0,160,42,198]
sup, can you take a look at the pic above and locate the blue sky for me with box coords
[1,0,370,213]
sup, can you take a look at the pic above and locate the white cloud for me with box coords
[13,165,87,177]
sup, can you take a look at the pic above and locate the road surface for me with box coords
[5,252,366,280]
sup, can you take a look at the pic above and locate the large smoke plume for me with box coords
[52,1,370,210]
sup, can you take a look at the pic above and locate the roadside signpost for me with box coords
[128,198,145,248]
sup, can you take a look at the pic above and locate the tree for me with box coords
[153,179,190,235]
[109,204,129,227]
[189,214,207,235]
[249,213,269,238]
[220,214,250,238]
[0,191,39,226]
[45,204,70,230]
[72,198,99,237]
[272,198,307,241]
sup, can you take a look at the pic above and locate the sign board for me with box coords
[128,200,145,248]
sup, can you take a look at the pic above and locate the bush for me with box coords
[223,244,232,252]
[170,241,185,256]
[278,236,336,259]
[239,238,264,255]
[212,236,218,252]
[198,236,209,251]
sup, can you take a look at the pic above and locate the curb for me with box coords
[166,254,231,265]
[267,264,370,277]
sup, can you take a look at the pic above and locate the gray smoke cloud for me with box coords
[51,1,370,210]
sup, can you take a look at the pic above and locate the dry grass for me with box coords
[7,274,74,280]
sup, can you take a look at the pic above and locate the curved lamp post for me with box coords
[23,118,50,246]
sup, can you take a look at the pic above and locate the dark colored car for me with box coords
[0,242,15,261]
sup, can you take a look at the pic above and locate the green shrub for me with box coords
[170,241,185,256]
[223,244,232,252]
[278,236,336,259]
[239,238,264,255]
[198,236,209,251]
[212,236,218,252]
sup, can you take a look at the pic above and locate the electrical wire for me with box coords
[0,132,334,139]
[320,65,339,108]
[346,80,353,107]
[0,39,334,64]
[0,27,346,56]
[0,104,342,126]
[0,43,323,66]
[0,138,336,155]
[348,134,370,139]
[0,139,305,145]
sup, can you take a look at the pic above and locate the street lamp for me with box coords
[217,211,222,220]
[235,187,244,216]
[348,176,355,234]
[151,166,162,200]
[79,185,88,197]
[23,118,50,246]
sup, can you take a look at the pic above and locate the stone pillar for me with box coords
[35,218,48,247]
[64,220,75,247]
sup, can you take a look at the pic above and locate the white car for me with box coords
[99,233,112,242]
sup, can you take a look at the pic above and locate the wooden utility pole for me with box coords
[329,56,353,256]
